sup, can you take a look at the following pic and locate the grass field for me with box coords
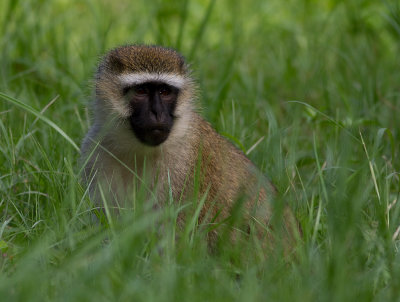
[1,0,400,301]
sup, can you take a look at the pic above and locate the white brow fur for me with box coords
[118,73,185,88]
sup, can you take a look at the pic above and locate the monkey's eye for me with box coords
[134,86,148,96]
[159,86,172,99]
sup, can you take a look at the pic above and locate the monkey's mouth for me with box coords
[150,126,169,136]
[131,124,171,147]
[146,126,170,146]
[150,125,168,132]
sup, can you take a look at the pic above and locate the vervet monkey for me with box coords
[81,45,297,245]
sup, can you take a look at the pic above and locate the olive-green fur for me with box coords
[99,45,186,75]
[81,45,299,249]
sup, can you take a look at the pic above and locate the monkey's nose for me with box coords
[150,110,166,123]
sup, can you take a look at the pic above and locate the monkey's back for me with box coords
[185,114,276,225]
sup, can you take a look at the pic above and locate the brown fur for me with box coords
[81,45,299,249]
[101,45,186,75]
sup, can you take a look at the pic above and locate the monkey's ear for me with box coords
[107,52,125,74]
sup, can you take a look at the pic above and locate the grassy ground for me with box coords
[1,0,400,301]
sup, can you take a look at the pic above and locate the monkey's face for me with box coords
[124,82,179,146]
[95,45,194,148]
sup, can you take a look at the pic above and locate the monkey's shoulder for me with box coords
[193,117,254,166]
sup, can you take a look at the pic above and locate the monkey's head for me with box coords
[95,45,195,147]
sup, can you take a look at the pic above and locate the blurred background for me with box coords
[1,0,399,164]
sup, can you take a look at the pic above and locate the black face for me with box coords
[124,82,179,146]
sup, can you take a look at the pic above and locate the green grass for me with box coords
[1,0,400,301]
